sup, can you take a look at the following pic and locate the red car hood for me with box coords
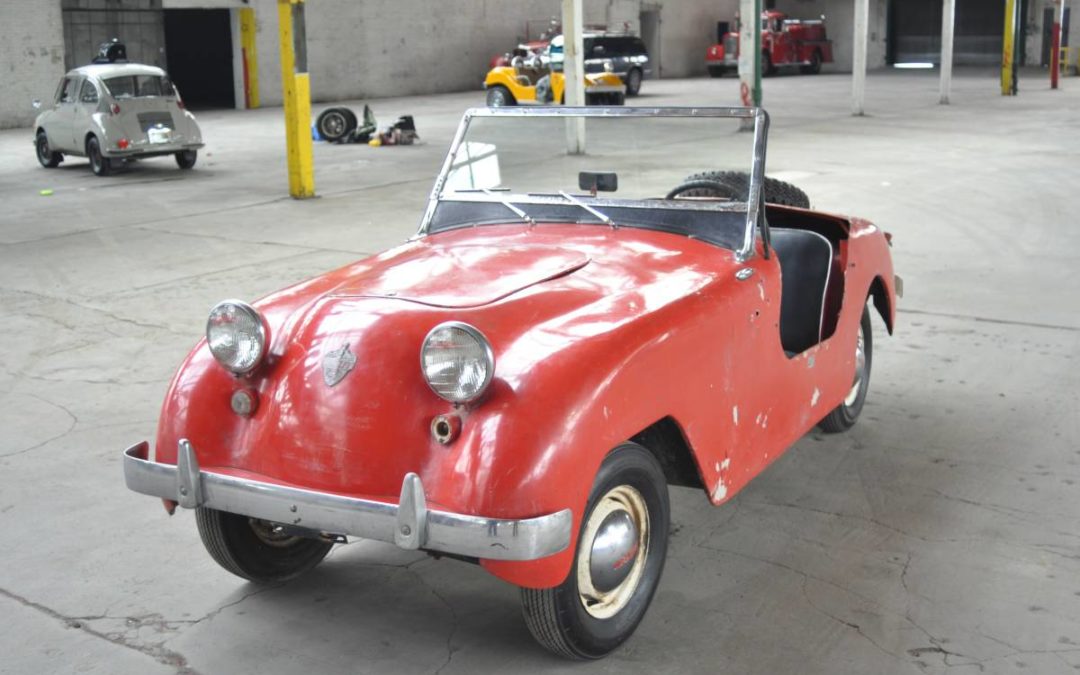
[328,242,590,308]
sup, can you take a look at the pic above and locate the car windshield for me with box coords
[103,74,174,99]
[424,108,767,257]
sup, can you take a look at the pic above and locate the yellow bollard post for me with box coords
[278,0,314,198]
[1001,0,1017,96]
[239,7,259,109]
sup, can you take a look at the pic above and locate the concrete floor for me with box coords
[1,69,1078,675]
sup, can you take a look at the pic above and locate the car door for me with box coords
[45,76,79,152]
[72,78,100,151]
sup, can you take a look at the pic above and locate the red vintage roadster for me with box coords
[123,107,898,658]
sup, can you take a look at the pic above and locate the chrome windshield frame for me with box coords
[416,106,770,262]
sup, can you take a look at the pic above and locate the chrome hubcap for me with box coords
[844,324,866,407]
[577,485,649,619]
[490,91,505,106]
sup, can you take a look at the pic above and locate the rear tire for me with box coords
[36,130,61,168]
[818,306,873,433]
[316,107,358,142]
[86,136,111,176]
[521,443,670,659]
[175,150,197,169]
[195,508,333,584]
[801,51,823,75]
[670,170,811,208]
[764,52,777,76]
[707,66,726,78]
[486,85,515,107]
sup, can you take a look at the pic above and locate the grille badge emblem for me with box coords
[323,343,357,387]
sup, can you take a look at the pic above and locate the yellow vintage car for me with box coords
[483,58,626,107]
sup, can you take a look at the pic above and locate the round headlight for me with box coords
[421,322,495,404]
[206,300,267,374]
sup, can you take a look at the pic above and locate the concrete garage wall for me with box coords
[245,0,740,107]
[0,0,67,130]
[773,0,888,71]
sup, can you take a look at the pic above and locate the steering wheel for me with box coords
[665,179,741,201]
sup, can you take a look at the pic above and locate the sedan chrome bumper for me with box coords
[123,440,572,561]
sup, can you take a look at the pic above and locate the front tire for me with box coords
[486,85,515,107]
[818,306,873,433]
[175,150,197,169]
[36,130,61,168]
[195,508,333,583]
[707,65,726,78]
[521,443,670,659]
[86,136,111,176]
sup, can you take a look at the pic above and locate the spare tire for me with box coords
[316,107,357,142]
[669,170,810,208]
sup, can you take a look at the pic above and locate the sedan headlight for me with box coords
[421,322,495,404]
[206,300,267,374]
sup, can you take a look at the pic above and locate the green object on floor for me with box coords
[39,189,53,196]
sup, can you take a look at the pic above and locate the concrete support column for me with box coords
[278,0,314,198]
[940,0,955,104]
[737,0,760,109]
[852,0,869,116]
[1002,0,1019,95]
[562,0,586,154]
[1051,0,1065,89]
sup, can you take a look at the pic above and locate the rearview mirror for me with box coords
[579,171,618,194]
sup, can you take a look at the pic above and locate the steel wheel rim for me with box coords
[489,90,506,106]
[321,112,346,137]
[37,135,50,161]
[844,323,866,407]
[248,519,304,548]
[576,484,649,620]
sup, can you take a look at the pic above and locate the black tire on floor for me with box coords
[486,85,515,107]
[612,92,626,106]
[818,306,873,433]
[36,130,61,168]
[667,170,811,208]
[86,136,111,176]
[175,150,197,169]
[625,68,642,96]
[707,66,726,78]
[195,507,334,584]
[316,107,358,142]
[521,442,670,659]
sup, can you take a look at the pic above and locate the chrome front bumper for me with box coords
[123,441,572,561]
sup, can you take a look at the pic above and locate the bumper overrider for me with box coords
[123,440,572,561]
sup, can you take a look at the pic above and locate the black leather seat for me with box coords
[770,228,834,355]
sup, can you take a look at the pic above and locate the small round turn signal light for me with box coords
[431,413,462,445]
[230,389,258,417]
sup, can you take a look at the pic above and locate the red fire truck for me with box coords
[705,10,833,77]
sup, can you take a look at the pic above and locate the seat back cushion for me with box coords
[770,228,834,355]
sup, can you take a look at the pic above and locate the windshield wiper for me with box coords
[451,188,535,226]
[557,191,615,227]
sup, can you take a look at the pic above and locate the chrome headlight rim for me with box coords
[205,299,268,375]
[420,321,495,404]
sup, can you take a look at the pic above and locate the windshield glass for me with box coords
[427,109,764,254]
[103,75,174,99]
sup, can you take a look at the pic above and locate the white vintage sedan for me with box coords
[33,61,204,176]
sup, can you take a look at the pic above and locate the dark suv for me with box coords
[550,34,651,96]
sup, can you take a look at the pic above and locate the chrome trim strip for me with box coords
[123,441,572,561]
[416,106,770,263]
